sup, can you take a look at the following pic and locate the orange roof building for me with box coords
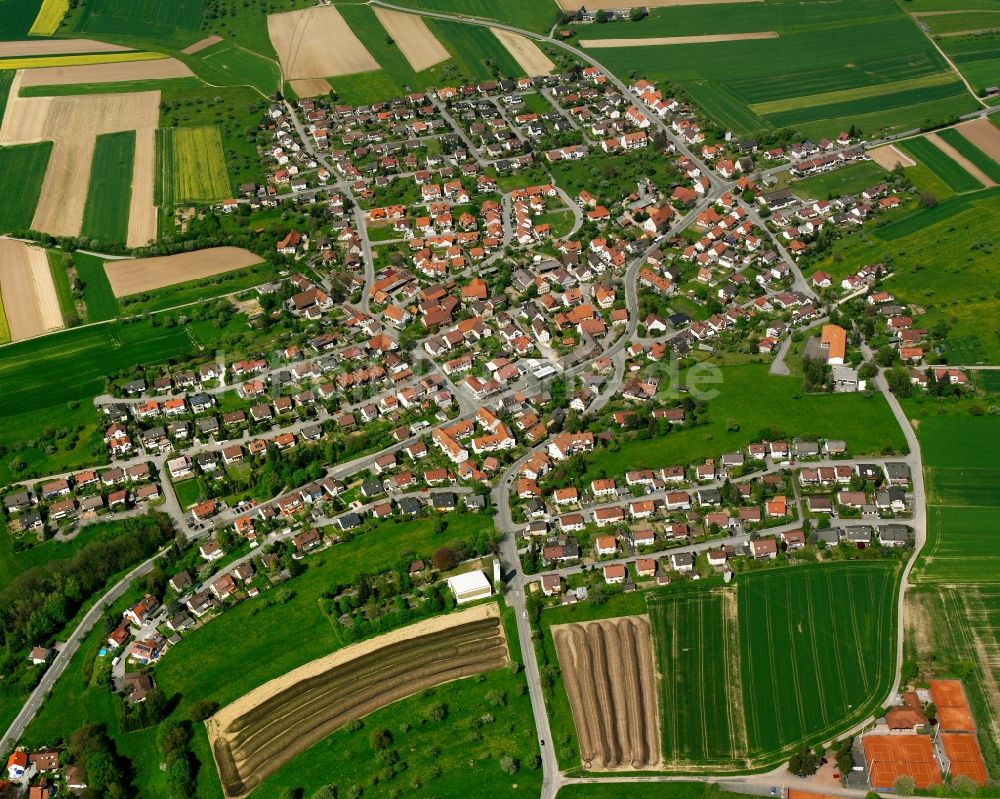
[820,323,846,365]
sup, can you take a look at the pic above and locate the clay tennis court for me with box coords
[868,144,915,170]
[862,734,942,790]
[103,247,263,297]
[0,71,160,241]
[268,6,379,94]
[0,239,63,340]
[182,35,223,55]
[491,28,554,76]
[930,679,977,731]
[208,603,506,799]
[373,8,449,72]
[955,117,1000,162]
[18,57,193,87]
[581,31,778,48]
[939,733,990,784]
[0,39,131,57]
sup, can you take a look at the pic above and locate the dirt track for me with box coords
[19,58,193,87]
[374,8,449,72]
[581,31,777,48]
[103,247,262,297]
[268,6,379,81]
[0,238,63,340]
[0,39,131,57]
[0,71,159,239]
[182,35,223,55]
[553,615,662,770]
[491,28,554,76]
[207,603,507,799]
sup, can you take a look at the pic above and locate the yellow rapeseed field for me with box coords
[0,51,165,71]
[169,126,231,202]
[28,0,70,36]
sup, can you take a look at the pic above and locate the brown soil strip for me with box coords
[373,7,449,73]
[289,78,331,98]
[182,35,223,55]
[955,117,1000,161]
[127,126,157,248]
[925,131,994,187]
[103,246,263,296]
[19,58,193,87]
[581,31,778,48]
[268,6,379,80]
[869,144,916,170]
[720,588,748,757]
[0,238,63,340]
[490,28,555,76]
[208,604,505,799]
[558,0,760,8]
[552,615,662,771]
[0,39,132,57]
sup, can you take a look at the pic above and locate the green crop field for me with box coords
[388,0,558,35]
[811,189,1000,363]
[898,136,985,193]
[582,0,976,138]
[185,39,280,95]
[650,584,744,766]
[46,251,79,327]
[579,364,906,485]
[72,252,120,321]
[557,784,745,799]
[788,161,888,200]
[81,131,135,244]
[0,319,205,417]
[0,0,42,37]
[0,142,52,233]
[942,33,1000,94]
[159,126,232,204]
[938,126,1000,182]
[739,562,898,759]
[428,19,522,80]
[71,0,204,44]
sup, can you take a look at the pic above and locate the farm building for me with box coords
[447,570,492,604]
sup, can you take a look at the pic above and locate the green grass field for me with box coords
[159,125,232,205]
[0,0,42,37]
[789,160,888,200]
[0,318,203,417]
[81,131,135,244]
[811,189,1000,363]
[72,252,120,321]
[0,288,9,343]
[898,135,985,193]
[184,39,279,96]
[942,33,1000,95]
[580,364,907,484]
[46,250,79,327]
[738,563,898,759]
[582,0,976,138]
[0,400,104,485]
[0,142,51,233]
[428,19,522,80]
[71,0,204,44]
[387,0,557,34]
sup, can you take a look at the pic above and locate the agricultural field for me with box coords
[898,135,988,192]
[116,259,273,315]
[388,0,559,35]
[0,142,51,233]
[0,51,168,71]
[552,616,661,770]
[939,122,1000,182]
[104,247,262,297]
[68,0,205,45]
[183,39,280,95]
[80,130,136,244]
[71,252,120,321]
[583,0,977,139]
[28,0,69,35]
[427,20,522,81]
[809,189,1000,363]
[18,58,194,89]
[784,160,888,200]
[0,398,103,486]
[649,585,744,767]
[541,562,899,771]
[0,240,63,341]
[210,605,508,797]
[159,125,232,204]
[738,563,898,761]
[579,363,907,484]
[0,0,43,38]
[557,785,744,799]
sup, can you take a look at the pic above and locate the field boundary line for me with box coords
[784,579,807,742]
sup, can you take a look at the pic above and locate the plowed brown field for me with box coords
[207,604,508,799]
[553,615,662,770]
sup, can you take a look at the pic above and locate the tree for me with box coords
[629,6,645,20]
[369,728,393,751]
[312,786,339,799]
[788,748,819,776]
[594,9,607,22]
[893,775,916,796]
[189,698,219,722]
[431,545,458,571]
[500,755,520,775]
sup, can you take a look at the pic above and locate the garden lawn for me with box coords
[81,130,135,244]
[788,160,888,201]
[0,142,52,233]
[581,364,907,484]
[898,135,985,193]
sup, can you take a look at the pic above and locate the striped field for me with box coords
[0,51,165,71]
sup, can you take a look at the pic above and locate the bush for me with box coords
[500,755,519,775]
